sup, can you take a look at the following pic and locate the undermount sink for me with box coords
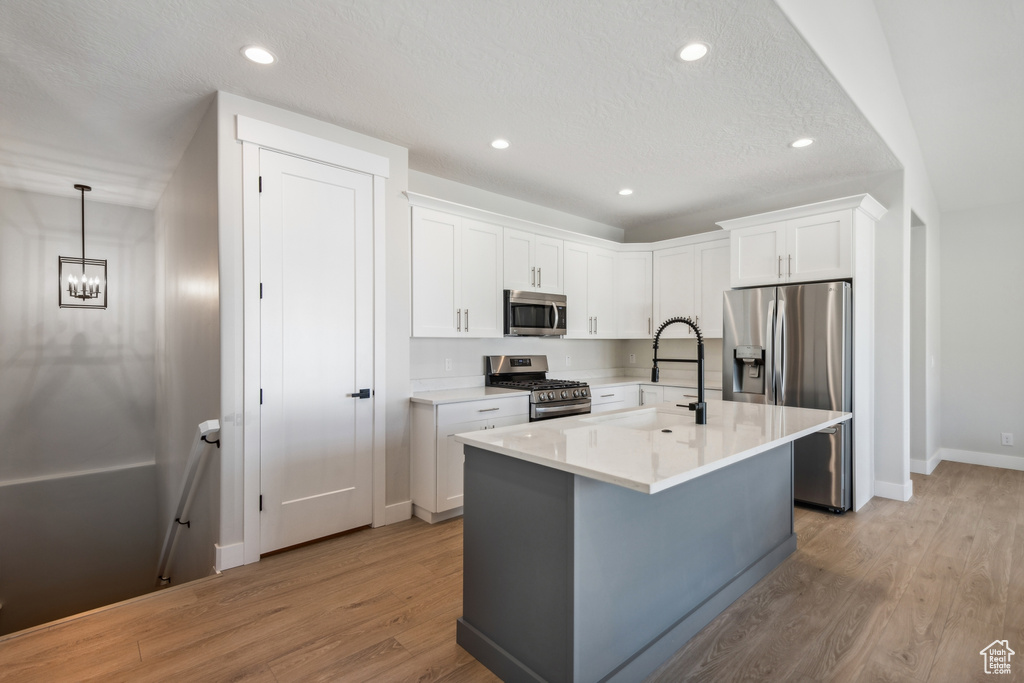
[581,409,694,432]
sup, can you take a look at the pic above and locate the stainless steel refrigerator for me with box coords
[722,281,852,512]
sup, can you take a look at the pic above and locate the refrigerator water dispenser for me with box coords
[731,345,765,395]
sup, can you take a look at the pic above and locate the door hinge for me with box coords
[259,495,263,512]
[259,176,263,193]
[260,388,263,405]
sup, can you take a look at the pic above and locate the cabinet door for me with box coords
[437,414,525,511]
[589,247,617,338]
[694,240,730,338]
[460,218,504,338]
[616,252,653,338]
[534,235,563,294]
[730,222,786,288]
[640,385,664,405]
[411,208,459,337]
[503,228,535,292]
[563,241,591,338]
[787,210,852,282]
[653,245,695,338]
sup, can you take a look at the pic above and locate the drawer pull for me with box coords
[600,393,615,398]
[477,407,500,412]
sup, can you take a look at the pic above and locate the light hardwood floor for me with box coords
[1,461,1020,682]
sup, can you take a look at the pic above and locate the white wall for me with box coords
[153,98,221,583]
[214,92,411,554]
[0,185,157,634]
[409,171,625,243]
[939,201,1024,464]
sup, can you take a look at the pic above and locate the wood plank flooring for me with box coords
[1,461,1021,682]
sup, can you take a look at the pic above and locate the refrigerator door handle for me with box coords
[775,299,786,404]
[765,299,776,403]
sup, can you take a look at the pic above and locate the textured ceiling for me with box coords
[0,0,901,234]
[873,0,1024,213]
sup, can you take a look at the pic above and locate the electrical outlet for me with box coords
[1002,433,1014,446]
[629,353,636,364]
[565,355,571,367]
[444,358,453,372]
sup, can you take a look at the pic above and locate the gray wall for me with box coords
[0,185,157,634]
[153,97,221,583]
[940,201,1024,460]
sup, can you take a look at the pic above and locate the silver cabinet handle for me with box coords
[477,407,499,412]
[788,254,792,277]
[648,317,651,335]
[465,309,469,332]
[537,267,542,287]
[532,267,536,287]
[594,316,598,335]
[601,393,615,398]
[778,255,783,278]
[457,308,461,332]
[589,316,593,334]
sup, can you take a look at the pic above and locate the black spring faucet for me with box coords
[651,317,707,425]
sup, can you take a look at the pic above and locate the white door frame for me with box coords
[237,115,388,565]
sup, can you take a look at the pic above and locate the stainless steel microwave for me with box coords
[504,290,567,336]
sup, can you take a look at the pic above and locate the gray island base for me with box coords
[457,441,796,683]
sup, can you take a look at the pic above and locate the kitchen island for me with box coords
[454,399,851,683]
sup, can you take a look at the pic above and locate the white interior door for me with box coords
[259,149,374,554]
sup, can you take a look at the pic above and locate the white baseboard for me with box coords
[385,500,413,525]
[215,542,245,571]
[873,478,914,502]
[910,450,942,475]
[939,448,1024,472]
[412,504,464,524]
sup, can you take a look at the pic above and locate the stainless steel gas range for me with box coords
[485,355,591,421]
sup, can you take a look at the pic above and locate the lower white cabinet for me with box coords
[640,385,722,405]
[411,395,529,522]
[590,385,640,414]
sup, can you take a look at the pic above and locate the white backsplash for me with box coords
[410,336,724,392]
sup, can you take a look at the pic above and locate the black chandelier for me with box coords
[58,184,107,309]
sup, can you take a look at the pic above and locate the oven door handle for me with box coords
[533,402,591,418]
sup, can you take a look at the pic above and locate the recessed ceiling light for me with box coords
[242,46,276,65]
[677,43,709,62]
[491,139,510,150]
[790,137,814,148]
[618,188,634,196]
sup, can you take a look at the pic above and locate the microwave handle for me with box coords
[551,301,560,329]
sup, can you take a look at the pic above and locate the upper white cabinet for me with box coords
[504,228,563,294]
[616,251,653,338]
[564,242,617,338]
[652,238,729,339]
[411,207,504,337]
[693,240,730,338]
[721,196,886,289]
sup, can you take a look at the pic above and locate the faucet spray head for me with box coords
[651,366,659,383]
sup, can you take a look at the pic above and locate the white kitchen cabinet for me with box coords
[504,228,563,294]
[590,385,640,414]
[616,252,654,338]
[564,241,617,338]
[693,240,730,338]
[652,238,729,339]
[726,210,852,288]
[411,207,504,337]
[653,245,695,339]
[411,395,529,522]
[640,385,722,406]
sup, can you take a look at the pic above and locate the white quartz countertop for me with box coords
[410,386,529,405]
[455,400,850,494]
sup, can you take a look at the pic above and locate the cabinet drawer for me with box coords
[437,395,529,427]
[591,385,639,406]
